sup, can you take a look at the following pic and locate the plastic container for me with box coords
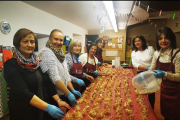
[132,71,160,94]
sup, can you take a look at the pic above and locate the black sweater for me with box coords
[4,58,57,120]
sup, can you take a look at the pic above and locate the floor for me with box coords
[0,90,164,120]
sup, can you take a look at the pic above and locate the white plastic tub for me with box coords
[132,71,160,94]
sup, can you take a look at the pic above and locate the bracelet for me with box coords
[57,99,62,103]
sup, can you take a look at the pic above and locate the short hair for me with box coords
[95,38,103,47]
[49,29,63,39]
[13,28,37,49]
[155,27,176,51]
[87,42,97,54]
[132,35,148,52]
[68,40,82,53]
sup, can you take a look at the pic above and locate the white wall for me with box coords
[0,1,88,52]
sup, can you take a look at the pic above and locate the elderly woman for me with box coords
[79,42,98,93]
[65,40,94,94]
[4,28,71,120]
[38,29,81,107]
[150,27,180,120]
[94,38,104,66]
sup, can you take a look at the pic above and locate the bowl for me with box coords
[132,71,160,94]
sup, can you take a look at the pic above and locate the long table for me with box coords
[62,64,157,120]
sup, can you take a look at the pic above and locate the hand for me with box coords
[153,70,165,78]
[57,101,71,110]
[146,67,150,70]
[86,75,94,82]
[66,92,77,106]
[94,70,98,76]
[98,62,101,66]
[71,88,81,98]
[45,104,64,119]
[137,75,145,83]
[76,79,85,86]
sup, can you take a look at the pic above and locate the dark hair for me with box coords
[155,27,176,51]
[49,29,63,38]
[13,28,37,49]
[95,38,103,47]
[87,42,97,54]
[132,35,148,52]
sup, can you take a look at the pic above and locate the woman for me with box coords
[65,40,94,94]
[4,28,71,120]
[131,35,155,109]
[94,38,104,66]
[79,42,98,93]
[150,27,180,120]
[38,29,81,107]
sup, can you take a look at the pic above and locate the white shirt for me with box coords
[131,46,155,71]
[79,53,98,67]
[38,47,71,95]
[149,47,180,82]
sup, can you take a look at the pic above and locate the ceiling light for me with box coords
[103,1,118,32]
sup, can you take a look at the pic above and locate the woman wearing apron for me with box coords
[79,42,98,93]
[39,29,81,107]
[131,35,155,109]
[94,38,104,65]
[150,27,180,120]
[65,40,94,96]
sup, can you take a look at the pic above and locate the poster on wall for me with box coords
[112,43,115,48]
[118,37,123,43]
[118,44,122,49]
[108,42,112,46]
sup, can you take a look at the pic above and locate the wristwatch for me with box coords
[57,99,62,103]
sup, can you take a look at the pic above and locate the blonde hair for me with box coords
[68,40,82,53]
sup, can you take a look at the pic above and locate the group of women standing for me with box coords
[3,26,179,120]
[3,28,104,120]
[131,27,180,120]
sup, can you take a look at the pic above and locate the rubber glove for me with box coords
[76,79,85,86]
[137,75,145,83]
[98,62,101,66]
[94,70,98,76]
[71,88,81,98]
[146,67,150,70]
[153,70,165,78]
[45,104,64,119]
[66,92,77,106]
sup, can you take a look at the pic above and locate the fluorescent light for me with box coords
[103,1,118,32]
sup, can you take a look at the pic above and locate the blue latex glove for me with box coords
[94,70,98,76]
[76,79,85,86]
[45,104,64,119]
[71,88,81,98]
[146,67,150,70]
[66,91,77,106]
[153,70,165,78]
[98,62,101,66]
[137,75,145,83]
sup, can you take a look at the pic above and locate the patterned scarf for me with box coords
[13,49,41,71]
[46,41,65,63]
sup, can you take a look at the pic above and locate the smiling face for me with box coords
[72,43,81,54]
[19,34,35,59]
[49,31,64,50]
[158,33,171,51]
[134,38,143,50]
[89,46,97,55]
[97,40,103,49]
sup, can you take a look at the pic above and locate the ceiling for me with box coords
[22,1,180,32]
